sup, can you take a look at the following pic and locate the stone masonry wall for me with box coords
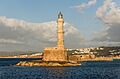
[43,47,67,61]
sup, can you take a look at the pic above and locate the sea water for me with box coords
[0,58,120,79]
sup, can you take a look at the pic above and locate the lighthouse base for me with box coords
[43,47,67,62]
[16,47,81,67]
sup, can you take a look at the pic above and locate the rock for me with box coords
[16,61,80,67]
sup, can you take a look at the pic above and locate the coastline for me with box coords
[0,56,43,58]
[15,56,120,67]
[78,57,120,62]
[0,56,120,60]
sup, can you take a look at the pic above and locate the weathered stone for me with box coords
[68,54,96,62]
[16,61,80,67]
[43,47,67,61]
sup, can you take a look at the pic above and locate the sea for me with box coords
[0,58,120,79]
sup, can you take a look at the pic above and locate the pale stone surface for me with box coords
[57,12,64,48]
[43,47,67,61]
[68,54,96,62]
[42,12,68,62]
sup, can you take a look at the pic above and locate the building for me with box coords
[68,54,96,62]
[43,12,67,61]
[16,13,81,66]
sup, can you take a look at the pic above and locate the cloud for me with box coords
[96,0,120,25]
[72,0,97,11]
[83,41,120,47]
[0,16,84,51]
[0,39,24,44]
[94,0,120,46]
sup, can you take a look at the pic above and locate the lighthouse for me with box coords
[43,12,67,61]
[57,12,64,48]
[16,12,80,66]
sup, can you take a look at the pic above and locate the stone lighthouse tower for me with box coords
[57,12,64,48]
[16,12,80,67]
[43,12,67,61]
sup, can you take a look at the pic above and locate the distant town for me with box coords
[0,46,120,59]
[67,46,120,57]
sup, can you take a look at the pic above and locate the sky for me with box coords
[0,0,120,51]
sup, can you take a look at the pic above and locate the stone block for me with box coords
[43,47,67,61]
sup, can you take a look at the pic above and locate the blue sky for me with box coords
[0,0,118,38]
[0,0,103,38]
[0,0,120,51]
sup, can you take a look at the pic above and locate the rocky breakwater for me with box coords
[16,60,80,67]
